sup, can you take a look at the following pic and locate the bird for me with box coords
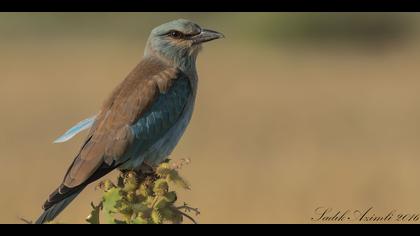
[35,19,224,224]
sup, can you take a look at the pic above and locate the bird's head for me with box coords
[144,19,224,68]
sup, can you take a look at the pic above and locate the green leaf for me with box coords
[102,187,123,224]
[117,200,133,218]
[159,207,178,222]
[131,216,149,224]
[86,202,102,224]
[167,170,190,190]
[131,202,149,214]
[154,197,170,209]
[163,191,177,203]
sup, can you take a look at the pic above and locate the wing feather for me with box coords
[53,116,96,143]
[44,57,191,209]
[64,58,186,188]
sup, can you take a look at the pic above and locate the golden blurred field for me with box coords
[1,13,420,224]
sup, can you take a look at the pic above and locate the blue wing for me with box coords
[53,116,96,143]
[122,75,192,168]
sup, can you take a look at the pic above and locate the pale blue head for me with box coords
[144,19,224,68]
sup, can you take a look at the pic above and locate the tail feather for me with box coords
[35,188,84,224]
[35,160,121,224]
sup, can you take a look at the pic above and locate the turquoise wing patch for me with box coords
[53,115,96,143]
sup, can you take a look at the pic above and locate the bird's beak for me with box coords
[192,29,225,44]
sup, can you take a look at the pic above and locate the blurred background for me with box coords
[1,13,420,224]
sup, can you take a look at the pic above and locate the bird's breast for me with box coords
[142,98,195,166]
[119,76,197,170]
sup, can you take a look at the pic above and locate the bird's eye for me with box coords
[169,31,183,39]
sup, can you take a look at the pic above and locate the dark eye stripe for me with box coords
[161,30,201,39]
[184,32,200,37]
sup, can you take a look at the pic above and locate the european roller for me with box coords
[35,19,223,224]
